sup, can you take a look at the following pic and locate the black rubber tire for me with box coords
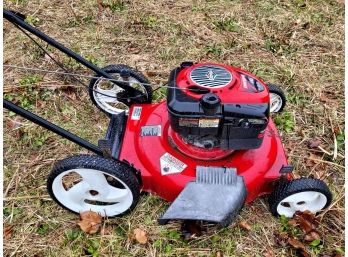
[267,83,286,113]
[47,154,140,217]
[88,64,153,115]
[268,178,332,217]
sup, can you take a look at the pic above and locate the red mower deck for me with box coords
[119,102,289,203]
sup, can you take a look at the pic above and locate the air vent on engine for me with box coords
[190,65,232,88]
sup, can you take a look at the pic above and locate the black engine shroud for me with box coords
[167,65,270,150]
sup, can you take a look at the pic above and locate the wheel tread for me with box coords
[267,83,286,112]
[47,154,140,217]
[268,178,332,217]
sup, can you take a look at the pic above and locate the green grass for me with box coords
[3,0,344,256]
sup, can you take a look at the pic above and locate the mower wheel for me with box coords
[47,155,140,217]
[89,64,152,115]
[267,83,286,113]
[268,178,332,217]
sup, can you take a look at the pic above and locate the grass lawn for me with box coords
[3,0,344,256]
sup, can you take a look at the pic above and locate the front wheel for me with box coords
[47,155,140,217]
[268,178,332,217]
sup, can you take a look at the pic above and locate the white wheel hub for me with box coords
[270,93,283,113]
[92,73,147,115]
[277,191,327,217]
[52,168,133,217]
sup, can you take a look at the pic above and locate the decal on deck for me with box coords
[160,153,187,175]
[131,106,142,120]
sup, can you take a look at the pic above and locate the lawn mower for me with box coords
[3,9,332,227]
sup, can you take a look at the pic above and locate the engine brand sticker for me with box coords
[141,125,161,136]
[179,118,199,127]
[160,153,187,175]
[131,106,142,120]
[198,118,219,128]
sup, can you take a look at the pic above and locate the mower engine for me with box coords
[167,62,269,153]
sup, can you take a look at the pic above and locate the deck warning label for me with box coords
[160,153,187,175]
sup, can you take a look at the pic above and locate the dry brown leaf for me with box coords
[319,94,329,103]
[263,248,275,257]
[294,210,319,233]
[308,138,321,149]
[62,115,71,122]
[133,228,148,244]
[288,237,306,250]
[296,216,313,234]
[7,118,23,130]
[239,220,252,231]
[7,118,24,139]
[216,250,223,257]
[288,219,298,226]
[77,211,102,234]
[4,224,14,240]
[304,230,321,241]
[274,231,289,247]
[298,210,319,226]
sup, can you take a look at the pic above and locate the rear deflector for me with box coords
[158,166,247,227]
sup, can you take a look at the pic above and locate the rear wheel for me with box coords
[268,178,332,217]
[47,155,140,217]
[267,83,286,113]
[89,64,152,115]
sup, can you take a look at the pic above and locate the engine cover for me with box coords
[167,62,270,150]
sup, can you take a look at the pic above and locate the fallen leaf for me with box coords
[319,94,329,103]
[296,215,313,234]
[181,220,202,240]
[216,250,223,257]
[77,211,102,234]
[6,118,25,139]
[274,232,289,247]
[304,230,320,241]
[4,224,14,240]
[62,115,71,122]
[263,248,275,257]
[288,219,297,226]
[294,211,319,233]
[298,210,319,225]
[288,237,306,250]
[239,220,252,231]
[133,228,148,244]
[7,118,23,130]
[308,138,321,149]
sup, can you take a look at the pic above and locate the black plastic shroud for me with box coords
[166,66,270,150]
